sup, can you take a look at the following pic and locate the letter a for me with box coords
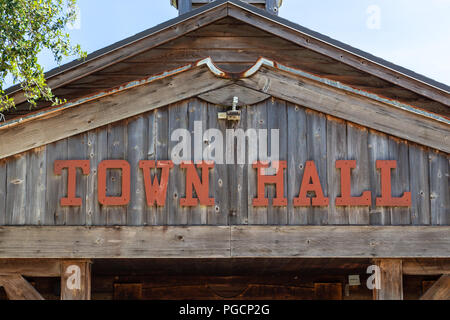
[294,161,329,206]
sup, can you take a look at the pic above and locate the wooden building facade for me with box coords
[0,0,449,300]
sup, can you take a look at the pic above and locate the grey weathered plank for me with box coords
[66,134,88,225]
[409,144,431,225]
[45,139,68,225]
[107,122,127,226]
[267,98,287,225]
[6,154,27,225]
[25,147,47,225]
[388,137,411,225]
[326,116,347,225]
[287,103,308,225]
[0,226,231,258]
[206,102,228,225]
[88,127,108,226]
[346,123,370,225]
[429,150,449,225]
[168,100,189,225]
[0,159,6,225]
[147,107,170,225]
[0,226,448,258]
[127,116,147,226]
[227,104,248,225]
[247,100,268,225]
[368,130,390,225]
[306,109,328,225]
[231,226,450,258]
[188,99,208,225]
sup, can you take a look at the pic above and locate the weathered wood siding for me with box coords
[0,98,448,226]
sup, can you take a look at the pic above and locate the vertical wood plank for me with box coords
[327,116,347,225]
[25,147,47,225]
[0,159,6,225]
[66,134,88,225]
[368,130,390,225]
[347,123,370,224]
[228,105,248,226]
[147,107,170,225]
[46,140,68,225]
[188,99,208,225]
[168,100,189,225]
[388,137,411,225]
[429,150,449,225]
[206,102,228,225]
[107,121,127,226]
[89,128,108,226]
[373,259,403,300]
[61,260,91,300]
[267,98,287,225]
[306,109,328,225]
[409,144,431,225]
[6,154,27,225]
[247,100,268,225]
[287,103,308,225]
[127,116,147,226]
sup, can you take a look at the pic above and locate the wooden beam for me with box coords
[238,67,450,153]
[231,226,450,258]
[228,3,450,107]
[373,259,403,300]
[0,66,232,160]
[420,275,450,300]
[0,274,44,300]
[0,259,61,277]
[403,259,450,275]
[0,226,448,258]
[8,3,228,106]
[61,260,91,300]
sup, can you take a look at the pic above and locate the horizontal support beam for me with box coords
[0,226,448,259]
[403,259,450,275]
[0,259,62,277]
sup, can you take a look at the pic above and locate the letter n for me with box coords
[54,160,90,206]
[252,161,287,207]
[294,161,329,206]
[139,160,173,206]
[180,161,215,206]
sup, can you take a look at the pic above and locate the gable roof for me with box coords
[1,57,448,160]
[5,0,449,109]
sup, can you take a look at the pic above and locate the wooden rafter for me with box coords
[0,274,44,300]
[420,275,450,300]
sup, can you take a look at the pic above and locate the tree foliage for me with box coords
[0,0,86,112]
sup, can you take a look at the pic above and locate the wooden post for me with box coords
[61,260,91,300]
[373,259,403,300]
[178,0,192,15]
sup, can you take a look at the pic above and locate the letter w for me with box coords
[139,161,174,206]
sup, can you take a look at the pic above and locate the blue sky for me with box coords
[32,0,450,87]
